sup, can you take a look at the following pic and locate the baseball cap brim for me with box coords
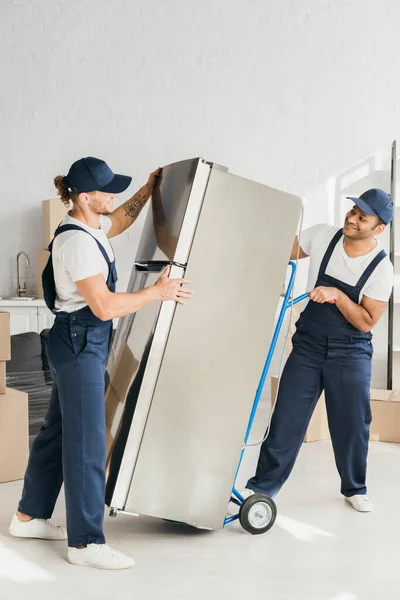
[346,196,378,218]
[101,174,132,194]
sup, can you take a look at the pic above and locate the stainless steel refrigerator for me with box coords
[105,157,302,530]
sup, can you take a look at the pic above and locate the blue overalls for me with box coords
[18,224,117,547]
[247,230,386,498]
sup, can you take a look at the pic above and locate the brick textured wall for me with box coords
[1,0,400,386]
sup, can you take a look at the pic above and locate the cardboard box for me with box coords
[42,198,68,248]
[105,342,139,470]
[0,361,6,394]
[370,389,400,443]
[0,387,29,483]
[105,426,115,474]
[271,375,330,443]
[304,393,331,442]
[0,312,11,361]
[105,384,122,436]
[105,385,121,471]
[108,342,139,403]
[37,249,50,299]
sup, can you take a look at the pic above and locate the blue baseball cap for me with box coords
[347,188,393,224]
[65,157,132,194]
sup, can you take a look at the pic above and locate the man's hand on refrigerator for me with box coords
[147,167,162,193]
[154,265,194,305]
[107,170,161,238]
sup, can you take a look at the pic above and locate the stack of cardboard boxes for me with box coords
[0,312,29,483]
[37,199,69,298]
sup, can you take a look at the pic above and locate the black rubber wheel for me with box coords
[239,494,277,535]
[109,508,118,518]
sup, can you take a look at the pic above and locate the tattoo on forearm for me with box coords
[123,192,148,220]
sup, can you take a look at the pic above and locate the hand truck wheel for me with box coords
[239,493,277,534]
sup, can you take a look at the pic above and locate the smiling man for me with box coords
[243,188,393,513]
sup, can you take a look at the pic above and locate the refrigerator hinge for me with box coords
[202,159,229,173]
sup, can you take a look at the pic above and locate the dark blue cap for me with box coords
[65,157,132,194]
[347,188,393,224]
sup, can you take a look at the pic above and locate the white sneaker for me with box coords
[227,488,255,515]
[240,488,255,501]
[68,544,135,570]
[9,514,67,540]
[345,495,373,513]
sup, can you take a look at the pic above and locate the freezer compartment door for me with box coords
[135,158,211,265]
[105,264,184,509]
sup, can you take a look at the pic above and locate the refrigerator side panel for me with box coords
[125,170,303,529]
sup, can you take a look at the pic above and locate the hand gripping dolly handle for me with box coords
[286,292,336,305]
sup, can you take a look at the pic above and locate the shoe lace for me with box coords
[353,495,370,504]
[94,544,122,557]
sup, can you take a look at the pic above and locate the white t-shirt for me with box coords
[300,224,393,302]
[52,214,114,313]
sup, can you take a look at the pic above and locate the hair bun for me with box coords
[54,175,72,207]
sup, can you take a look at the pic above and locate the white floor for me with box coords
[1,417,400,599]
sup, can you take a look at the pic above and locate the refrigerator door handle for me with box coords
[135,261,186,272]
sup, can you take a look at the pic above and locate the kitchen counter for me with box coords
[0,298,47,307]
[0,298,54,335]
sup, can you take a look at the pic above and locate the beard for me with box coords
[343,221,375,240]
[88,204,113,217]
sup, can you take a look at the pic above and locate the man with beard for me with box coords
[243,189,393,513]
[9,157,194,568]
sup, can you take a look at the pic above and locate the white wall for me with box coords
[2,0,400,386]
